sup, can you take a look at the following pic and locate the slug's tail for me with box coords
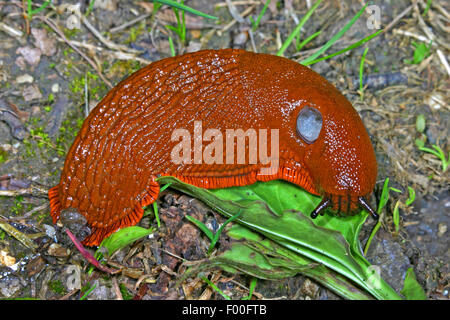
[80,177,161,247]
[48,185,62,223]
[47,177,160,247]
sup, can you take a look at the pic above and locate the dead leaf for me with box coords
[0,250,16,267]
[31,28,57,56]
[22,84,43,101]
[16,46,41,67]
[7,101,30,122]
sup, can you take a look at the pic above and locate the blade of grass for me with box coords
[405,186,415,206]
[393,200,400,235]
[79,283,97,300]
[241,277,258,300]
[152,202,161,227]
[250,0,271,32]
[364,178,401,255]
[301,29,383,66]
[359,47,370,100]
[418,145,449,172]
[296,30,322,52]
[300,2,369,65]
[200,275,231,300]
[168,36,176,56]
[153,0,218,20]
[276,0,323,56]
[28,0,51,17]
[85,0,96,16]
[208,210,243,254]
[185,214,214,240]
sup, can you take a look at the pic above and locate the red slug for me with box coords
[48,49,378,246]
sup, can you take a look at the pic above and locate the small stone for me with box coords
[47,243,70,258]
[16,46,41,67]
[234,31,248,46]
[0,275,22,298]
[16,74,34,84]
[51,83,60,93]
[186,41,202,53]
[437,223,447,237]
[43,224,56,239]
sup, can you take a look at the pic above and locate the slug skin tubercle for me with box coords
[48,49,378,246]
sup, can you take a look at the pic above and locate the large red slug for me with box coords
[48,49,378,246]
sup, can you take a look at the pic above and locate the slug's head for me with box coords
[291,88,378,219]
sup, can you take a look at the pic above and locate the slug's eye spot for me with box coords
[296,106,323,144]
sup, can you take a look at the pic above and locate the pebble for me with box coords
[0,275,22,298]
[233,31,248,46]
[16,74,34,84]
[51,83,60,93]
[437,223,447,237]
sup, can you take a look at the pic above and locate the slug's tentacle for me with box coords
[358,196,379,220]
[310,195,378,220]
[310,198,332,219]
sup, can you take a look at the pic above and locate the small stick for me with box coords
[7,203,49,221]
[0,219,38,251]
[112,277,123,300]
[0,185,48,197]
[436,50,450,77]
[110,13,151,33]
[75,11,141,54]
[37,16,113,89]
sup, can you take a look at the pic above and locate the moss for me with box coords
[48,280,66,295]
[107,60,142,79]
[63,27,80,39]
[0,147,8,164]
[11,196,24,215]
[55,110,84,157]
[69,71,107,101]
[126,21,146,44]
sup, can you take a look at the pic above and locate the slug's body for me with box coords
[49,49,378,246]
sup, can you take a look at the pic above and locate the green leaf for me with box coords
[359,47,369,98]
[99,226,154,257]
[405,41,433,64]
[415,114,426,133]
[158,176,402,300]
[401,268,427,300]
[405,186,416,206]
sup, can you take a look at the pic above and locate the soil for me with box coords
[0,0,448,300]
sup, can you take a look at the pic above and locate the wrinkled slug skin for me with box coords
[48,49,377,246]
